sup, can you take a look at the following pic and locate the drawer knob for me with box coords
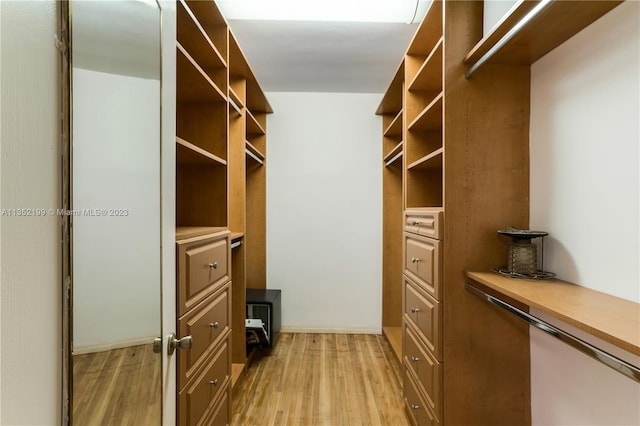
[411,307,420,314]
[410,356,420,363]
[209,379,219,386]
[410,404,420,411]
[209,321,219,329]
[411,257,420,264]
[412,220,420,226]
[209,262,218,269]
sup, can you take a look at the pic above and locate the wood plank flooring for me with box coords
[73,344,161,425]
[232,333,410,426]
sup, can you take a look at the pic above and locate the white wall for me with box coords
[0,1,61,424]
[483,0,518,36]
[266,92,382,333]
[72,67,161,352]
[530,1,640,424]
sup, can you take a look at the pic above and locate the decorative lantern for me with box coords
[493,228,555,279]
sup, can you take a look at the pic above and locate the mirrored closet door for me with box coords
[68,0,162,423]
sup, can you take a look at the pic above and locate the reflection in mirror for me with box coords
[70,0,162,424]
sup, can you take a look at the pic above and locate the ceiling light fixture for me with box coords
[215,0,432,24]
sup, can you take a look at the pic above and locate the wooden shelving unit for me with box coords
[378,0,534,424]
[377,60,405,363]
[227,30,273,391]
[176,0,271,422]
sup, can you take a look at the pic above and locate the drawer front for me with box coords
[177,231,230,316]
[204,385,230,426]
[404,209,443,239]
[404,232,441,299]
[403,276,442,360]
[404,322,442,420]
[178,339,230,426]
[404,368,439,426]
[178,283,231,390]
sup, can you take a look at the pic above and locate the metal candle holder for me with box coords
[493,228,555,279]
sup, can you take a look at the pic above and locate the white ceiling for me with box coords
[226,19,418,93]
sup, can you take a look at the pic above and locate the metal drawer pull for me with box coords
[208,262,218,269]
[411,257,420,263]
[410,356,419,363]
[410,404,420,410]
[411,307,420,314]
[209,321,219,329]
[209,379,218,386]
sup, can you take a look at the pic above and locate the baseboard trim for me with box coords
[280,327,381,335]
[73,336,156,355]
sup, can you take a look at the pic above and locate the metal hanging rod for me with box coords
[229,97,243,115]
[465,282,640,383]
[385,150,403,167]
[465,0,554,79]
[245,148,264,165]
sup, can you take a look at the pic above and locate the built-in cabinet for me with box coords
[378,1,531,424]
[379,0,626,424]
[175,0,271,423]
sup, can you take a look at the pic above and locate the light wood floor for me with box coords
[73,344,161,425]
[232,333,410,426]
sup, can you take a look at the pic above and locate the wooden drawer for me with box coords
[178,339,230,426]
[403,275,442,361]
[404,232,441,299]
[203,385,230,426]
[404,367,440,426]
[404,322,442,420]
[177,230,230,316]
[404,209,443,239]
[178,283,231,390]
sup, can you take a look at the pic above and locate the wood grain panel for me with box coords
[442,1,531,424]
[382,160,403,328]
[246,160,266,289]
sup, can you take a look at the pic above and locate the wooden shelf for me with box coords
[230,232,244,242]
[383,110,403,138]
[407,148,443,171]
[176,137,227,166]
[464,0,538,66]
[408,92,443,131]
[383,326,402,362]
[175,226,227,241]
[408,37,443,92]
[245,140,265,164]
[246,110,266,136]
[176,43,226,104]
[466,272,640,357]
[407,0,442,55]
[177,0,226,73]
[376,61,404,115]
[184,0,228,59]
[464,0,623,74]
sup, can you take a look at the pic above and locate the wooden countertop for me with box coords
[466,271,640,357]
